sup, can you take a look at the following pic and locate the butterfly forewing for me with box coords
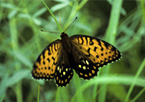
[70,35,121,79]
[32,40,62,80]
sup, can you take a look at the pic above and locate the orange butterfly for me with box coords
[32,32,121,87]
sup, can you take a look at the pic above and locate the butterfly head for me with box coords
[61,32,67,35]
[60,32,69,39]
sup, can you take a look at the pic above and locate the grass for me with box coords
[0,0,145,102]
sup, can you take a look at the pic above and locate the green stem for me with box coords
[131,87,145,102]
[63,0,88,31]
[105,0,123,43]
[15,82,23,102]
[73,73,84,102]
[56,87,60,102]
[125,59,145,102]
[41,0,63,33]
[99,0,123,102]
[37,85,40,102]
[9,5,23,101]
[76,0,88,10]
[140,0,145,23]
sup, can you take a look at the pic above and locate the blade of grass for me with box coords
[99,0,123,102]
[125,59,145,102]
[105,0,123,43]
[56,87,60,102]
[140,0,145,23]
[9,7,23,102]
[15,82,23,102]
[37,85,40,102]
[92,84,98,102]
[131,87,145,102]
[0,94,5,102]
[41,0,63,33]
[22,0,41,52]
[71,74,145,102]
[63,0,88,31]
[73,72,84,102]
[93,74,117,102]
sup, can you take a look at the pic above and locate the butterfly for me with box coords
[32,32,121,87]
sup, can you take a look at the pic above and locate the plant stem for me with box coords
[99,0,123,102]
[37,85,40,102]
[63,0,88,31]
[41,0,63,33]
[125,59,145,102]
[9,4,23,101]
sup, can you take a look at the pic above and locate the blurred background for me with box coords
[0,0,145,102]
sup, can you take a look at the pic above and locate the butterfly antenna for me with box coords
[64,17,77,32]
[41,30,60,34]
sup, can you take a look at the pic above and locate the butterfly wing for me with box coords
[54,49,74,87]
[70,35,121,79]
[32,34,121,86]
[32,39,73,87]
[32,40,63,80]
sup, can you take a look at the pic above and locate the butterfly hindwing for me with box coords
[54,50,73,86]
[70,35,121,79]
[74,51,99,79]
[32,40,62,80]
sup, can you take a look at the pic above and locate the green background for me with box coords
[0,0,145,102]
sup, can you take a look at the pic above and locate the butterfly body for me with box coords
[60,32,81,68]
[32,32,121,87]
[60,32,72,53]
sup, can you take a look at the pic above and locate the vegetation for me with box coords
[0,0,145,102]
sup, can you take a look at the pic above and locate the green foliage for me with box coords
[0,94,5,102]
[0,0,145,102]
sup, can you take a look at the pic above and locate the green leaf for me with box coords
[8,9,17,19]
[0,74,9,96]
[51,2,69,12]
[54,0,69,3]
[0,65,5,77]
[14,51,32,68]
[33,17,42,26]
[108,84,127,102]
[33,7,47,17]
[18,13,31,19]
[1,3,16,9]
[6,69,30,87]
[0,94,5,102]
